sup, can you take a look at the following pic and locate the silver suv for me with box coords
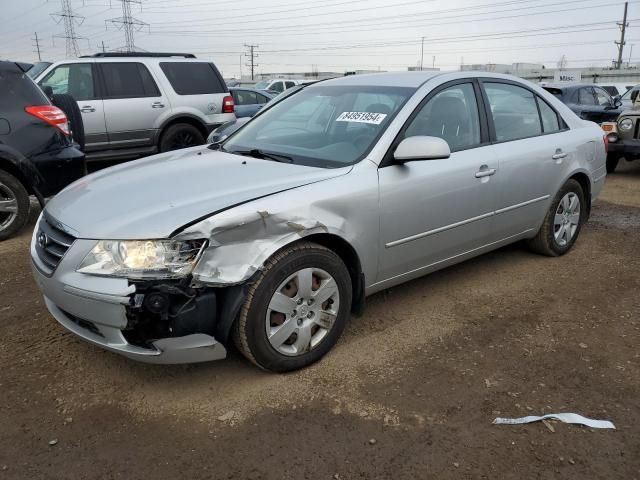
[33,53,235,162]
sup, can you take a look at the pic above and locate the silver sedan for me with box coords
[31,71,607,371]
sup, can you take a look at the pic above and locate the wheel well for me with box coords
[303,233,366,315]
[0,158,33,195]
[159,117,207,144]
[570,172,591,216]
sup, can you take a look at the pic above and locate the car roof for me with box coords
[542,83,597,90]
[317,71,444,88]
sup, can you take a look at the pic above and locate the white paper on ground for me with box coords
[493,413,615,429]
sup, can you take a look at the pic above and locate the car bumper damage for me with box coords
[30,217,235,364]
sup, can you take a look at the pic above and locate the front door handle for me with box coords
[475,167,496,178]
[80,106,96,113]
[151,102,165,109]
[552,150,568,160]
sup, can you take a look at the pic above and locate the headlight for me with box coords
[619,118,634,131]
[77,239,207,279]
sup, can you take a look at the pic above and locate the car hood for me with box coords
[46,146,352,239]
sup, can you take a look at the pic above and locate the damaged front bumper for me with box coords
[30,232,228,364]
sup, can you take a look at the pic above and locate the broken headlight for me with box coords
[77,239,207,279]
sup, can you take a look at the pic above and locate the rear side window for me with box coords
[0,68,48,107]
[537,97,561,133]
[40,63,96,101]
[484,82,542,142]
[99,63,160,99]
[578,88,596,105]
[233,90,258,105]
[160,62,225,95]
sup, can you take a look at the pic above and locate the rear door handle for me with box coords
[80,106,95,113]
[475,167,496,178]
[151,102,165,109]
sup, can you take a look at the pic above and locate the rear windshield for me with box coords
[160,62,226,95]
[542,87,564,98]
[0,67,48,107]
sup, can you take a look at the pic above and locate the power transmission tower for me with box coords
[244,44,259,80]
[615,1,629,69]
[51,0,86,58]
[106,0,148,52]
[32,32,43,61]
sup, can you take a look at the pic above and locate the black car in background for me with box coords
[0,61,85,240]
[542,83,623,124]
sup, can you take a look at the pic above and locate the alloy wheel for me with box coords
[553,192,581,247]
[265,267,340,356]
[0,181,18,232]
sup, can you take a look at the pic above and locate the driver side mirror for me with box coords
[393,136,451,163]
[631,90,639,104]
[42,85,54,100]
[613,95,623,108]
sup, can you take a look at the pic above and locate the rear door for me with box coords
[479,80,568,238]
[593,86,619,122]
[232,89,259,117]
[576,87,600,122]
[98,62,168,149]
[39,62,107,152]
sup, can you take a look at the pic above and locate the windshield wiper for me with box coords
[231,149,294,163]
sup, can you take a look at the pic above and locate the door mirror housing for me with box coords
[393,136,451,163]
[613,95,623,108]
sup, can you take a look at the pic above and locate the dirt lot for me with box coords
[1,162,639,480]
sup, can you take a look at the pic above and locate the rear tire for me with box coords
[51,93,85,151]
[159,123,205,152]
[528,179,585,257]
[0,170,30,241]
[233,242,352,372]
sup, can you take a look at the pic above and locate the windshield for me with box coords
[622,87,638,100]
[255,80,270,90]
[222,84,414,168]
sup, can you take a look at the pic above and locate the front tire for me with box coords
[606,154,621,174]
[159,123,205,152]
[0,170,30,241]
[528,179,585,257]
[233,242,352,372]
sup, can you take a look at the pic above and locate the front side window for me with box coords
[100,63,160,99]
[160,62,225,95]
[484,82,542,142]
[285,81,296,89]
[222,85,413,168]
[404,83,481,152]
[270,81,285,93]
[40,63,95,101]
[578,88,596,105]
[593,87,612,106]
[233,90,258,105]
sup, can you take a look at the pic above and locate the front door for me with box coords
[377,81,499,283]
[98,62,169,149]
[39,62,108,152]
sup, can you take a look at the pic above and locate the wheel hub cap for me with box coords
[553,192,581,247]
[265,267,340,357]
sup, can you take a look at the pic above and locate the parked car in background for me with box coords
[603,88,640,172]
[619,84,640,109]
[32,72,606,371]
[229,88,274,117]
[254,78,301,94]
[32,52,235,163]
[542,83,623,123]
[0,61,85,240]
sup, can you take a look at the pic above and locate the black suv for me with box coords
[0,61,85,240]
[542,83,623,124]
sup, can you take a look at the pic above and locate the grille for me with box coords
[35,216,76,274]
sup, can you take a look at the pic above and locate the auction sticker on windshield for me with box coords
[336,111,387,125]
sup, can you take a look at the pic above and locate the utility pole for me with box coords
[32,32,43,61]
[107,0,149,52]
[99,40,108,53]
[420,36,424,71]
[432,55,435,69]
[51,0,86,58]
[615,1,629,69]
[629,44,634,67]
[244,44,258,80]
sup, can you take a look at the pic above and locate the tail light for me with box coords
[25,105,70,136]
[603,133,609,153]
[222,95,235,113]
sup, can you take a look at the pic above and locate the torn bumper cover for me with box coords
[30,235,227,364]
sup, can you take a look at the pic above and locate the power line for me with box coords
[51,0,86,58]
[244,44,259,80]
[106,0,149,52]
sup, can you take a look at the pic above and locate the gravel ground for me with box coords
[0,161,639,479]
